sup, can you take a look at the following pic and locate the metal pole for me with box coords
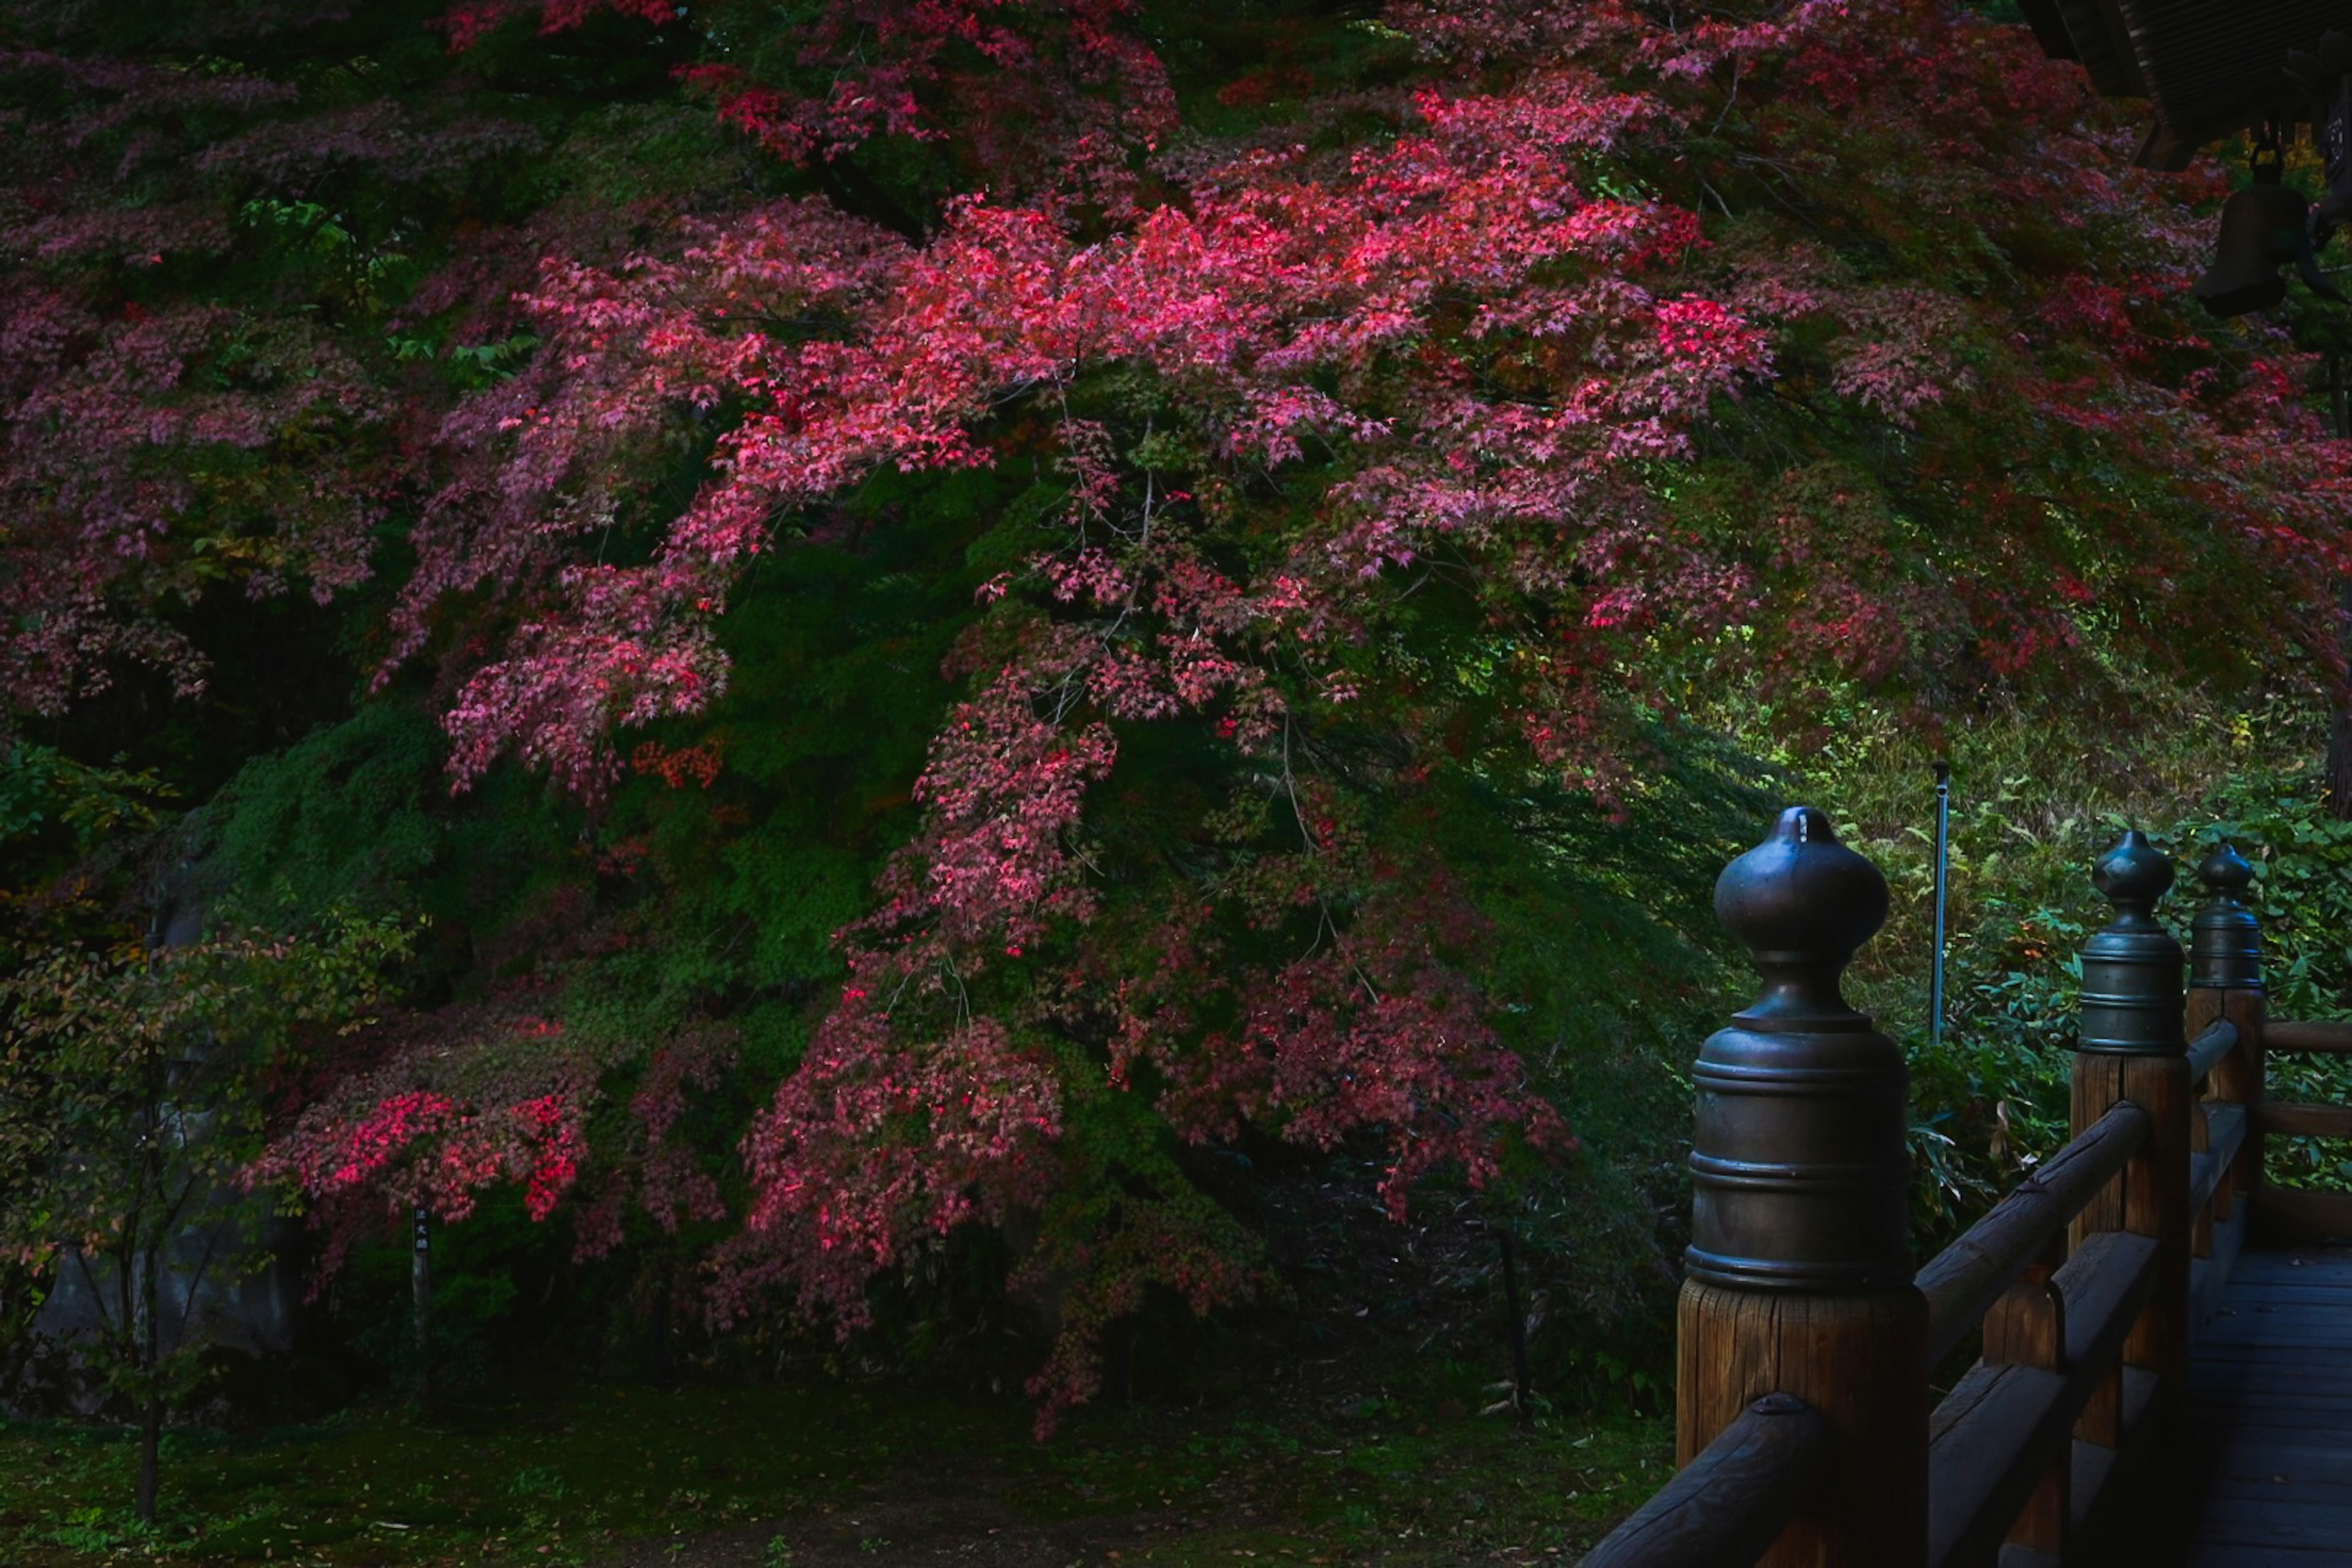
[1931,760,1951,1050]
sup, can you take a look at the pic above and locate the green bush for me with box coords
[1788,698,2352,1240]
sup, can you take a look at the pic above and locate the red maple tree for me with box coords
[7,0,2348,1422]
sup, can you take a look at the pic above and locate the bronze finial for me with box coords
[2092,829,2174,919]
[2190,842,2264,992]
[1713,805,1891,1030]
[2079,829,2185,1055]
[1687,807,1911,1293]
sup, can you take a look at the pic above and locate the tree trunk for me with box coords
[1499,1229,1531,1423]
[2328,696,2352,821]
[137,1244,160,1525]
[1107,1314,1135,1406]
[137,1395,160,1525]
[650,1265,671,1386]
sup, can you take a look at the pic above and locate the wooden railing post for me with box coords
[2188,843,2266,1223]
[2069,831,2190,1446]
[1981,1233,2069,1555]
[1679,807,1926,1566]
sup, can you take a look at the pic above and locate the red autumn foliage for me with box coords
[8,0,2351,1424]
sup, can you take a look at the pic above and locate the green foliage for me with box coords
[0,911,414,1517]
[2200,768,2352,1191]
[203,697,584,1001]
[337,1200,533,1395]
[208,703,445,922]
[1754,694,2352,1245]
[1435,729,1771,1317]
[2205,774,2352,1022]
[0,744,170,855]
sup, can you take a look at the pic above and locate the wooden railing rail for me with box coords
[2184,841,2352,1248]
[2241,1016,2352,1240]
[2248,1101,2352,1135]
[1578,1395,1833,1568]
[2183,846,2261,1322]
[2190,1104,2247,1217]
[1580,821,2301,1568]
[2183,1019,2238,1086]
[2263,1019,2352,1052]
[1926,1227,2158,1566]
[1916,1102,2147,1368]
[2248,1183,2352,1241]
[2238,1012,2352,1245]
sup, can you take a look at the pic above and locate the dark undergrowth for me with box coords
[0,1376,1667,1566]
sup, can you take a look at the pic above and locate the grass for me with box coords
[0,1379,1670,1566]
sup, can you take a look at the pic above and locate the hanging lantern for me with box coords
[2195,164,2305,316]
[2194,132,2348,317]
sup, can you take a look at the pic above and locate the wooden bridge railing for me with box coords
[1583,811,2352,1568]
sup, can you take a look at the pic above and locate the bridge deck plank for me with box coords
[2181,1246,2352,1566]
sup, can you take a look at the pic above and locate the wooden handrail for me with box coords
[1926,1231,2158,1566]
[2190,1103,2247,1216]
[2251,1186,2352,1241]
[1916,1104,2149,1367]
[2264,1019,2352,1053]
[1579,1395,1833,1568]
[2246,1100,2352,1137]
[2183,1019,2237,1085]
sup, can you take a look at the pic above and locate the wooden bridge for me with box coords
[1580,810,2352,1567]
